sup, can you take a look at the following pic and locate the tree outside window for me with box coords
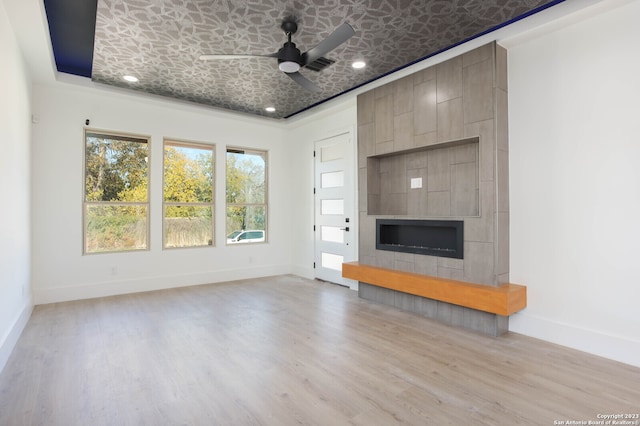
[163,141,214,248]
[84,131,149,253]
[226,148,267,244]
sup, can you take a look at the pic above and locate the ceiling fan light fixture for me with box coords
[278,61,300,73]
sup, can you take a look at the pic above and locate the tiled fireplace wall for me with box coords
[356,42,510,335]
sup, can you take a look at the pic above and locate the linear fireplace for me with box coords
[376,219,464,259]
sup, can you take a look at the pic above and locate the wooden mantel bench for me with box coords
[342,261,526,316]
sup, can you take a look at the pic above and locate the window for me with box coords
[84,131,149,253]
[163,140,215,248]
[226,147,267,244]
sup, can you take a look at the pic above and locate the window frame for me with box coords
[225,146,268,245]
[82,129,151,255]
[162,139,216,249]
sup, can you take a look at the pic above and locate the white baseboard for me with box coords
[291,265,315,280]
[509,312,640,368]
[34,264,292,305]
[0,301,33,374]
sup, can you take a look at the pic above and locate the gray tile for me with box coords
[395,251,415,263]
[463,58,494,124]
[359,212,376,256]
[376,286,396,305]
[427,191,451,217]
[463,309,500,336]
[375,94,394,143]
[496,43,508,92]
[359,167,367,210]
[394,260,415,274]
[437,266,464,281]
[380,193,407,215]
[367,194,380,216]
[437,97,464,142]
[357,90,375,124]
[464,215,494,244]
[436,56,462,102]
[437,302,465,327]
[413,65,436,84]
[358,123,375,166]
[407,151,428,170]
[358,282,375,300]
[393,75,414,116]
[496,88,509,153]
[463,241,495,286]
[464,119,495,183]
[437,257,463,269]
[462,42,494,67]
[497,148,509,213]
[414,131,438,148]
[375,249,395,269]
[375,140,394,155]
[407,169,428,216]
[496,315,509,336]
[374,83,393,99]
[450,162,479,217]
[427,147,451,191]
[378,155,391,173]
[415,296,438,319]
[452,141,478,165]
[359,254,376,265]
[394,291,416,311]
[366,158,380,194]
[394,111,414,151]
[497,211,509,276]
[413,79,437,135]
[380,155,406,194]
[415,255,438,276]
[497,272,510,286]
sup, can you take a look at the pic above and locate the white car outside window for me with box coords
[226,230,265,244]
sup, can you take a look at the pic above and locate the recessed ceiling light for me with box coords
[122,75,139,83]
[265,107,276,113]
[352,61,366,69]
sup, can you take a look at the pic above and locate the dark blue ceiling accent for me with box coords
[43,0,97,77]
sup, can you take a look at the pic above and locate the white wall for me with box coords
[0,0,33,371]
[31,80,292,303]
[286,100,358,281]
[507,0,640,367]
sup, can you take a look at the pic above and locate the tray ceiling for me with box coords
[44,0,563,119]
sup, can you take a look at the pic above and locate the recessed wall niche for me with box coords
[356,41,511,335]
[367,137,479,217]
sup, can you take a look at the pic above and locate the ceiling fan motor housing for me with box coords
[277,42,302,72]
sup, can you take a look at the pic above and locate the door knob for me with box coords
[340,227,350,232]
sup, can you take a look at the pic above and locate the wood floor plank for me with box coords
[1,275,638,425]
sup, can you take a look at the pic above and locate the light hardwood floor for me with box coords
[1,275,638,425]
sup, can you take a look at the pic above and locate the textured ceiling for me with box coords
[69,0,561,119]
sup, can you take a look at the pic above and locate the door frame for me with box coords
[313,126,358,290]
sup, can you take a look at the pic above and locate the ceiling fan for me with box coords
[199,19,355,93]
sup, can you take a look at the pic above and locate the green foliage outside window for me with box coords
[226,149,267,241]
[163,143,214,248]
[84,132,149,253]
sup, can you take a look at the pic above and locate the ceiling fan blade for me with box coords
[286,72,321,92]
[302,23,355,66]
[199,53,277,61]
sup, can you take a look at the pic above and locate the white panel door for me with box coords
[314,131,355,286]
